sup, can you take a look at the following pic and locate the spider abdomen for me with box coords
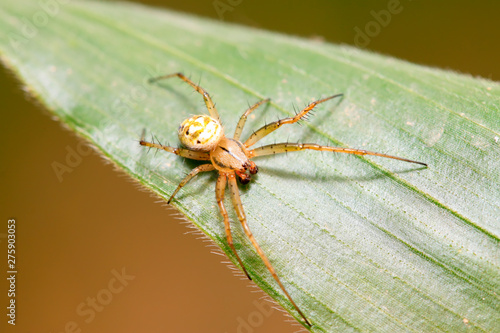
[178,115,223,151]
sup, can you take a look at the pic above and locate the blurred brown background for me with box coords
[1,1,498,332]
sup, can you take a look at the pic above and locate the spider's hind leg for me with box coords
[148,72,220,122]
[139,130,211,160]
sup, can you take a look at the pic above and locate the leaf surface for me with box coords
[1,1,499,331]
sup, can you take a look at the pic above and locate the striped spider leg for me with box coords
[243,95,427,166]
[140,72,427,327]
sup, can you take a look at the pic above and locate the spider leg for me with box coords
[244,94,343,148]
[233,98,270,140]
[168,164,215,203]
[148,72,221,123]
[227,174,312,327]
[140,130,210,160]
[250,143,427,166]
[215,173,252,280]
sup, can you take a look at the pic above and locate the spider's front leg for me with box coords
[215,173,252,280]
[244,94,343,148]
[226,174,312,326]
[249,143,427,166]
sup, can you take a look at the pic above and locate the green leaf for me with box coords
[1,1,499,331]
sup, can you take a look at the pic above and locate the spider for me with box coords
[139,72,427,327]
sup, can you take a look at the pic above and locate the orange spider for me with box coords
[140,73,427,326]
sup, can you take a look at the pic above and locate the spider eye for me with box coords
[178,115,223,151]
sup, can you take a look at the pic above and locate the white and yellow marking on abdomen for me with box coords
[178,115,223,151]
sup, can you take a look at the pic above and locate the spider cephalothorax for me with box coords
[140,73,427,327]
[178,114,259,183]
